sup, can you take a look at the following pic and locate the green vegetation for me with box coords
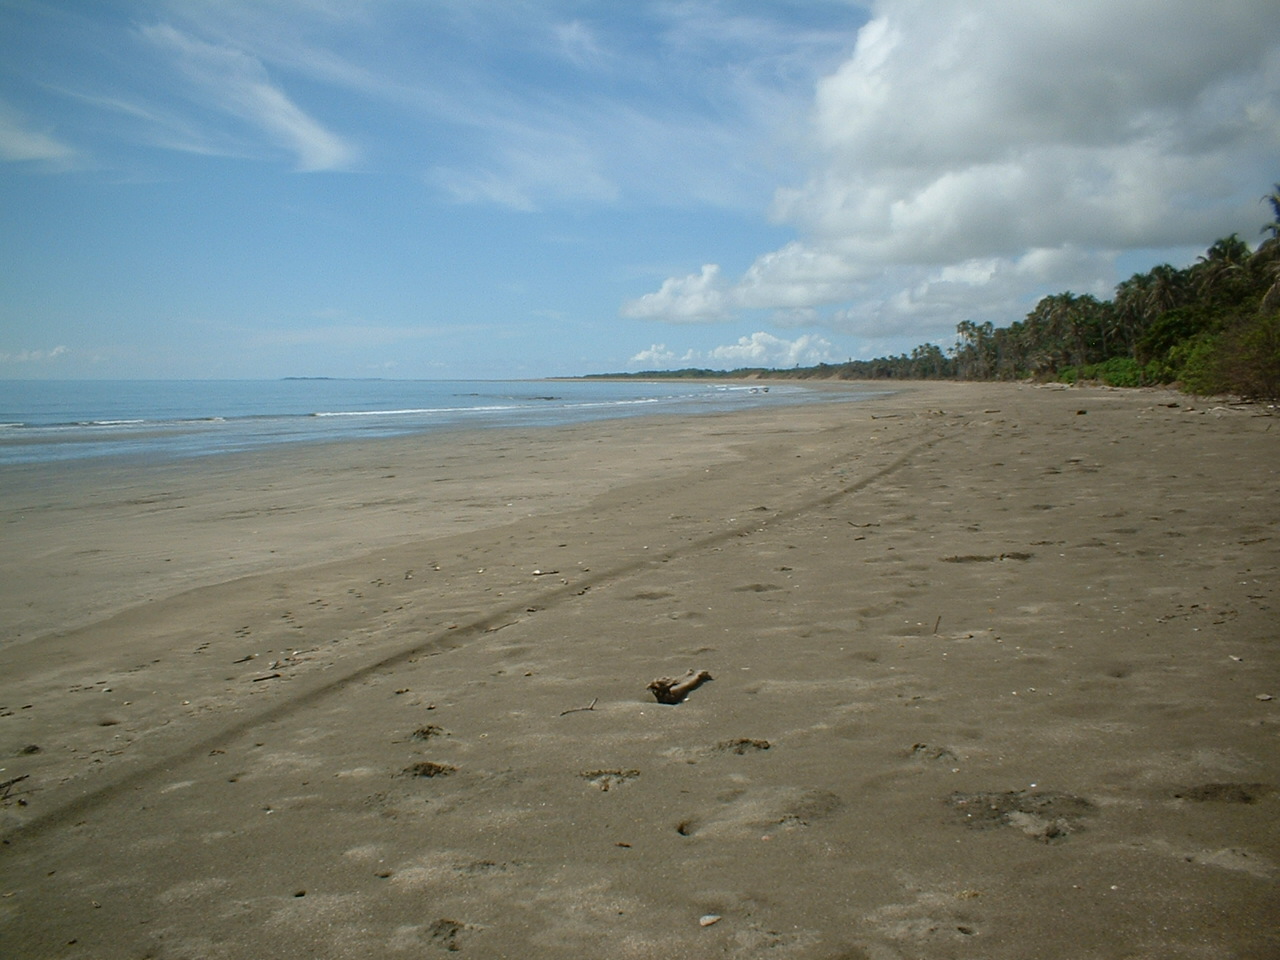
[602,184,1280,399]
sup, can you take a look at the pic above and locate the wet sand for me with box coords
[1,381,1277,959]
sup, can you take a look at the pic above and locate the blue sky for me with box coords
[2,1,1279,380]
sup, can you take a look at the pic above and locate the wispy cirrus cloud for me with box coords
[0,100,75,164]
[139,23,358,171]
[148,1,853,209]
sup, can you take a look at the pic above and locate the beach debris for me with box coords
[700,914,722,927]
[648,669,713,704]
[251,672,282,682]
[560,697,599,716]
[580,769,639,791]
[402,761,456,778]
[941,552,1033,563]
[1257,693,1274,701]
[1,774,30,801]
[531,568,559,576]
[410,725,446,741]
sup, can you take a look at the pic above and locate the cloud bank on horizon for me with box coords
[624,0,1280,362]
[1,1,1278,379]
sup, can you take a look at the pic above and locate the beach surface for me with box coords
[1,381,1277,959]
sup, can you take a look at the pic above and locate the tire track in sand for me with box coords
[1,430,945,845]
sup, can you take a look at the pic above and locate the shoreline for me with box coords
[1,380,1277,959]
[0,382,887,645]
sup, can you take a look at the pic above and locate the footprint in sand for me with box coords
[715,738,772,755]
[402,761,456,778]
[1174,782,1274,804]
[946,789,1093,842]
[676,786,841,837]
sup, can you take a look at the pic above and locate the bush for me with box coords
[1091,356,1145,387]
[1171,333,1224,395]
[1217,312,1280,399]
[1057,357,1145,387]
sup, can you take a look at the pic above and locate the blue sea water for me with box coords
[0,379,858,466]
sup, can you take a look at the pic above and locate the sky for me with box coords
[2,0,1279,380]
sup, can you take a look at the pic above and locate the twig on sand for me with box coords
[648,669,713,704]
[251,672,282,682]
[560,697,599,716]
[1,774,30,800]
[934,615,942,635]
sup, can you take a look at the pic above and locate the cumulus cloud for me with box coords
[629,332,837,369]
[622,264,731,322]
[141,24,357,171]
[628,0,1280,345]
[629,343,691,367]
[708,331,837,367]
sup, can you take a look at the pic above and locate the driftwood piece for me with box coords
[648,669,713,704]
[1,774,30,800]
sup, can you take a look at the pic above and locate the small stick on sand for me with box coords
[648,669,713,704]
[934,615,942,634]
[560,697,599,716]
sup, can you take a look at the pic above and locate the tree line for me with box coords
[613,184,1280,399]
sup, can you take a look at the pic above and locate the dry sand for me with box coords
[1,381,1277,959]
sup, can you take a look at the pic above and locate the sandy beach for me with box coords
[1,380,1277,959]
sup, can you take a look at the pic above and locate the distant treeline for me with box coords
[598,185,1280,399]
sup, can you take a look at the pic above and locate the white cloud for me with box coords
[554,20,605,69]
[151,2,851,210]
[708,332,837,367]
[0,101,75,163]
[430,132,619,210]
[622,264,731,322]
[628,332,837,369]
[0,345,68,363]
[141,24,358,171]
[627,0,1280,346]
[629,343,690,366]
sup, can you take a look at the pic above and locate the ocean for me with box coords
[0,379,865,466]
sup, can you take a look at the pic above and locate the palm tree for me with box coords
[1262,183,1280,240]
[1146,264,1190,316]
[1193,234,1251,298]
[1114,272,1155,356]
[952,320,995,379]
